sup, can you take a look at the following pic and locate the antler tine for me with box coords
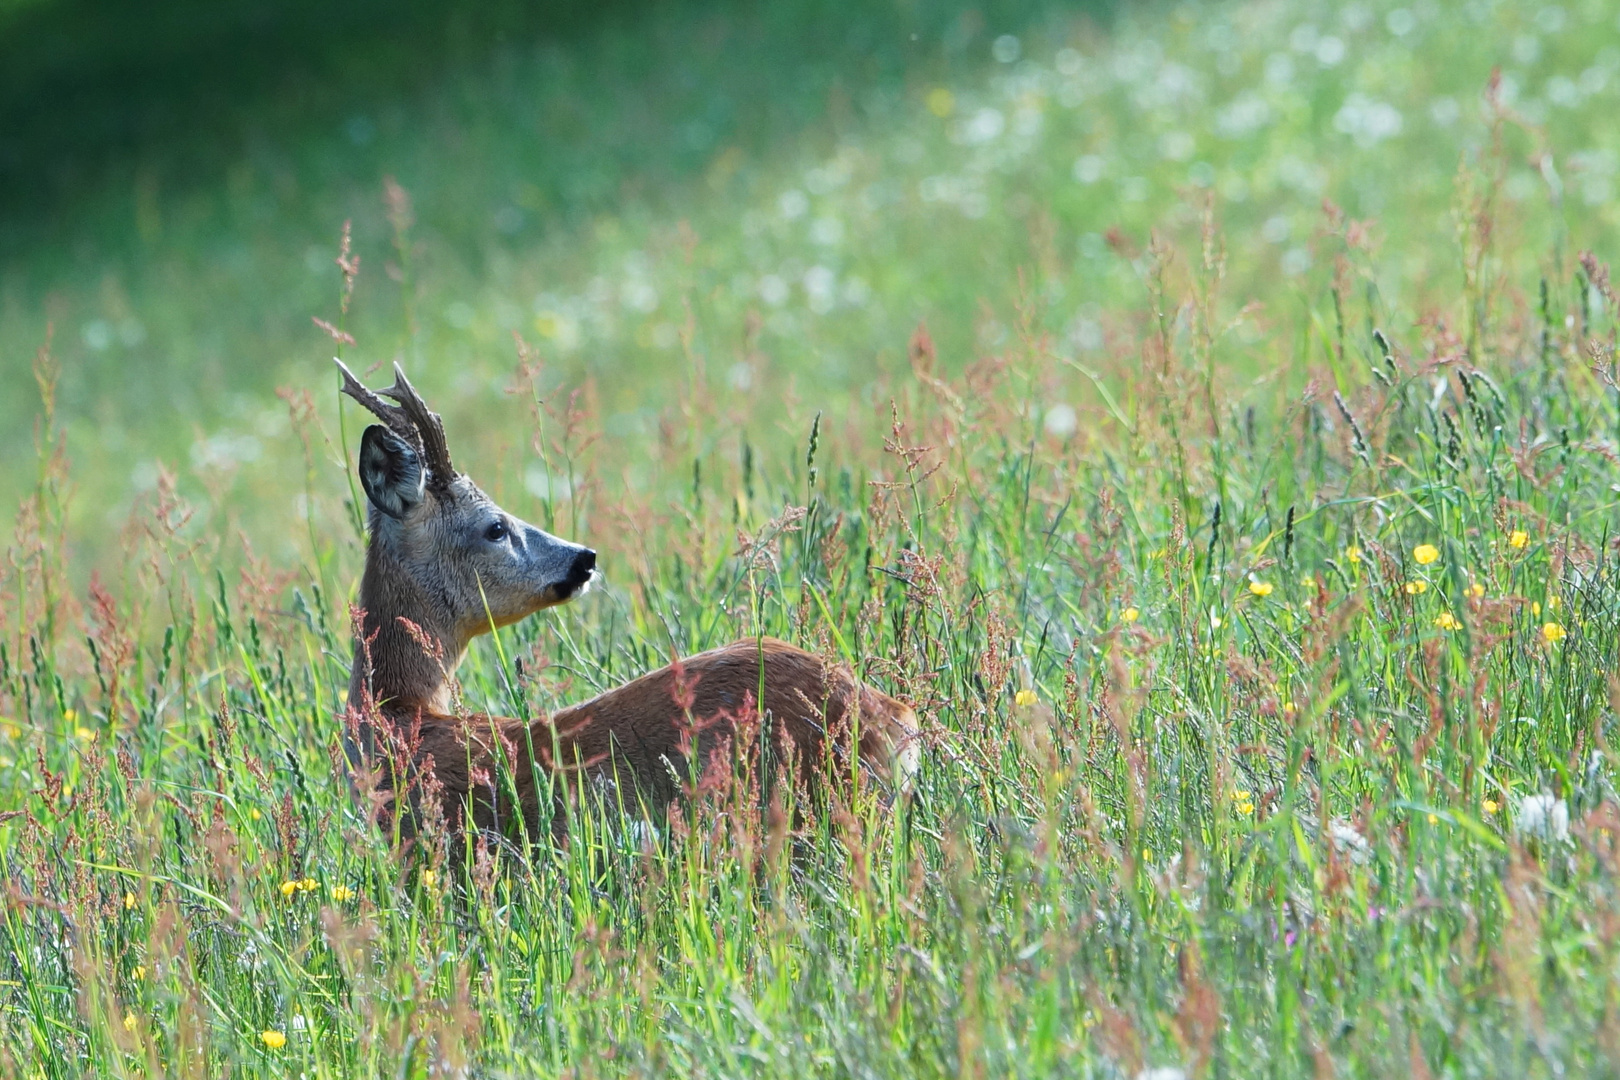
[333,358,420,449]
[379,361,456,484]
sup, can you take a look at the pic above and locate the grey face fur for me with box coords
[357,422,596,637]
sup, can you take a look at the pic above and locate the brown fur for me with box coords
[350,637,918,845]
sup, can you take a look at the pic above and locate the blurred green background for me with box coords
[3,0,1616,567]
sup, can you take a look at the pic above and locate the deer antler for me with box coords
[378,362,455,485]
[333,358,457,487]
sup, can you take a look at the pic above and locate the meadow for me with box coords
[6,0,1620,1075]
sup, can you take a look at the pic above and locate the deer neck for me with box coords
[349,545,470,718]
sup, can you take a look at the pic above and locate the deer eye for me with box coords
[483,520,509,543]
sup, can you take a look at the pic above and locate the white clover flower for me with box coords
[1329,820,1371,865]
[1514,793,1570,843]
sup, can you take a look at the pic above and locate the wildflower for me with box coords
[123,892,137,910]
[260,1030,287,1050]
[1248,580,1274,597]
[421,869,437,890]
[299,878,318,893]
[1532,601,1541,617]
[1483,798,1499,815]
[1405,581,1427,595]
[123,1013,138,1032]
[1014,689,1038,708]
[1344,546,1362,565]
[1508,529,1529,549]
[249,808,261,821]
[330,884,356,903]
[1427,813,1438,825]
[279,881,299,898]
[1121,606,1140,623]
[63,708,78,723]
[1231,789,1255,815]
[1542,622,1566,643]
[76,727,96,742]
[1414,544,1439,565]
[1515,793,1570,842]
[1465,580,1484,598]
[1434,612,1460,631]
[1300,575,1316,587]
[133,966,146,981]
[1328,820,1370,865]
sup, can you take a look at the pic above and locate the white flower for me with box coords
[1328,820,1370,865]
[1514,794,1570,843]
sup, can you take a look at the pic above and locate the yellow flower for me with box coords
[1465,581,1484,598]
[421,869,437,890]
[1344,546,1362,566]
[123,892,136,910]
[1248,581,1274,597]
[279,881,299,898]
[1542,622,1567,643]
[1508,530,1529,549]
[123,1013,138,1033]
[63,708,78,723]
[133,965,146,981]
[1405,581,1427,595]
[1300,575,1316,588]
[1236,800,1255,816]
[1427,813,1439,825]
[1532,601,1541,617]
[1434,612,1460,631]
[1483,799,1499,815]
[299,878,319,893]
[76,726,96,742]
[330,884,356,903]
[1121,606,1140,623]
[249,808,261,821]
[260,1030,286,1050]
[1414,544,1440,565]
[1141,848,1151,864]
[1231,789,1251,801]
[1014,689,1038,708]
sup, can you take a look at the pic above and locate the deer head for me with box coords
[337,359,595,713]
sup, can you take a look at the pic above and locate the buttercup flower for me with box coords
[1405,581,1427,595]
[1483,798,1499,815]
[1414,544,1440,565]
[1465,581,1484,598]
[1344,546,1362,565]
[279,881,299,898]
[330,884,356,902]
[1434,612,1460,630]
[1248,581,1274,597]
[1508,530,1529,549]
[123,892,136,910]
[260,1030,287,1049]
[123,1013,137,1033]
[1121,606,1140,623]
[1542,622,1566,643]
[1014,689,1038,708]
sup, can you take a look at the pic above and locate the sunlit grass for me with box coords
[5,0,1620,1075]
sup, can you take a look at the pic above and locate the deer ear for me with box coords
[358,425,425,518]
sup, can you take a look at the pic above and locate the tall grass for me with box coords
[6,0,1620,1076]
[7,141,1620,1074]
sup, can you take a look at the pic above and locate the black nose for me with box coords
[566,548,596,587]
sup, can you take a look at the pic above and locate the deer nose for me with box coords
[566,548,596,587]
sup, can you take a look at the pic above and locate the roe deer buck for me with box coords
[335,360,919,848]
